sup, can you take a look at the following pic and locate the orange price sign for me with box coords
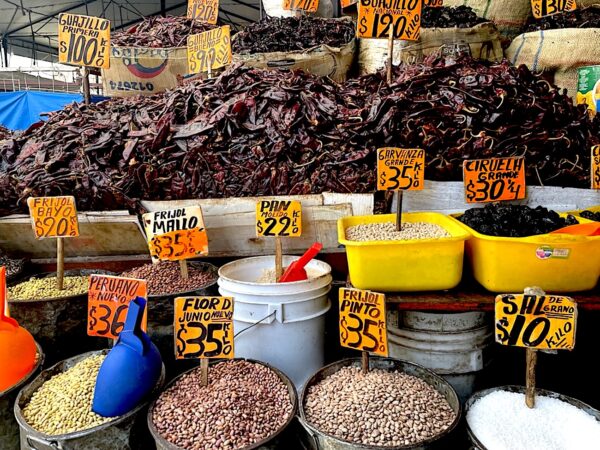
[142,206,208,262]
[357,0,422,40]
[531,0,576,19]
[341,0,358,8]
[174,296,234,359]
[88,275,147,339]
[187,0,219,24]
[377,148,425,191]
[187,26,231,74]
[424,0,443,6]
[339,288,388,356]
[592,145,600,189]
[256,200,302,237]
[463,157,526,203]
[27,196,79,239]
[58,13,110,68]
[283,0,319,13]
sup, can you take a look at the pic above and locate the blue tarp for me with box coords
[0,91,107,131]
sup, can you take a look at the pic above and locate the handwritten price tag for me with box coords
[339,288,388,356]
[27,196,79,239]
[187,0,219,24]
[142,206,208,262]
[58,13,110,69]
[531,0,576,18]
[174,296,234,359]
[357,0,422,40]
[495,294,577,350]
[424,0,443,6]
[256,200,302,237]
[187,25,231,74]
[592,145,600,189]
[88,275,147,339]
[377,148,424,191]
[283,0,319,12]
[463,157,526,203]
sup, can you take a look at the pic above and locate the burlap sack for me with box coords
[443,0,532,37]
[506,25,600,97]
[358,22,503,75]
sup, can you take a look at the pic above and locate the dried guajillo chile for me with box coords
[524,7,600,32]
[111,16,216,48]
[422,5,486,28]
[232,16,355,54]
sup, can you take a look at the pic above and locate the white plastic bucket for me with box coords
[218,256,332,388]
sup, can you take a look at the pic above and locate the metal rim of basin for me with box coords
[13,349,166,441]
[141,262,219,299]
[146,357,299,450]
[464,385,600,450]
[7,269,115,303]
[299,356,462,450]
[0,341,44,397]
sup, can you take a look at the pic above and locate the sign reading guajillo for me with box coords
[357,0,422,40]
[58,13,110,68]
[187,25,232,74]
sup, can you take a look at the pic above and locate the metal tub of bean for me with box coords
[147,358,298,450]
[338,213,471,292]
[14,349,166,450]
[8,269,114,364]
[120,261,218,377]
[299,357,461,449]
[465,385,600,449]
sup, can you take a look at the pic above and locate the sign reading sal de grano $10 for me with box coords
[357,0,422,40]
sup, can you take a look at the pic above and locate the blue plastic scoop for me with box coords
[92,297,162,417]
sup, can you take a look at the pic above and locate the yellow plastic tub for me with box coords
[568,205,600,220]
[338,213,470,292]
[449,214,600,293]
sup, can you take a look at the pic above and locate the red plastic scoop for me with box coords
[279,242,323,282]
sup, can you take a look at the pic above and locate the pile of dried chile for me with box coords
[524,7,600,32]
[422,6,486,28]
[581,210,600,221]
[232,16,354,54]
[111,16,216,48]
[458,204,578,237]
[0,125,11,140]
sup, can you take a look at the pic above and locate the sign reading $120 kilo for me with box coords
[283,0,319,13]
[377,148,424,191]
[357,0,422,40]
[27,196,80,239]
[339,288,388,356]
[531,0,576,19]
[463,156,526,203]
[187,0,219,24]
[58,13,110,68]
[495,294,577,350]
[256,200,302,237]
[174,296,234,359]
[187,25,231,74]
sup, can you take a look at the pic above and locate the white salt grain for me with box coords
[467,390,600,450]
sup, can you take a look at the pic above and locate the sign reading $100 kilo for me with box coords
[357,0,422,40]
[531,0,576,19]
[377,148,424,191]
[495,294,577,350]
[142,206,208,261]
[463,157,526,203]
[339,288,388,356]
[58,13,110,68]
[256,200,302,237]
[174,296,234,359]
[187,25,231,74]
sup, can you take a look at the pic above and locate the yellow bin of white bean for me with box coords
[338,213,471,292]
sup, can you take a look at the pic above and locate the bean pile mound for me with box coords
[524,7,600,32]
[0,250,25,279]
[22,354,113,435]
[121,262,216,295]
[304,366,455,446]
[458,204,578,237]
[346,222,450,241]
[232,16,354,54]
[152,360,293,450]
[422,5,486,28]
[9,275,88,300]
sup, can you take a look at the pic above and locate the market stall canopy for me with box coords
[0,0,260,65]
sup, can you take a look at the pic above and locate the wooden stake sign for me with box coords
[27,196,80,290]
[187,0,219,24]
[357,0,422,40]
[187,26,232,76]
[339,288,388,373]
[283,0,319,13]
[592,145,600,190]
[174,296,234,385]
[463,156,526,203]
[531,0,577,19]
[88,274,147,339]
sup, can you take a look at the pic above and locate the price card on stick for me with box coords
[174,296,234,385]
[187,26,232,76]
[283,0,319,13]
[531,0,577,19]
[357,0,422,40]
[88,275,148,339]
[463,156,526,203]
[58,13,110,69]
[187,0,219,24]
[592,145,600,189]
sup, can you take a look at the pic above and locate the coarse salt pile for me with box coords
[467,390,600,450]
